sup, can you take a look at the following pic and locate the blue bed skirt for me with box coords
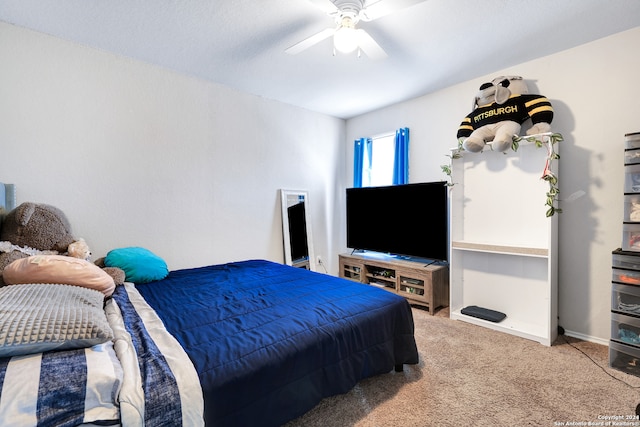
[135,259,419,426]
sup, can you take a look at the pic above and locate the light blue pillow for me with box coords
[104,247,168,284]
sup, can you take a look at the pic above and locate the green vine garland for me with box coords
[441,132,563,217]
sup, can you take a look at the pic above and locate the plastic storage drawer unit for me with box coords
[626,132,640,149]
[612,268,640,285]
[613,250,640,270]
[612,312,640,346]
[612,283,640,315]
[610,340,640,376]
[626,149,640,165]
[611,135,640,378]
[622,224,640,252]
[625,194,640,222]
[625,164,640,194]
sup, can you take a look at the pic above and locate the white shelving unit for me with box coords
[448,136,558,346]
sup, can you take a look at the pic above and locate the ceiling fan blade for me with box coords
[307,0,339,14]
[356,29,387,59]
[285,27,336,55]
[360,0,428,21]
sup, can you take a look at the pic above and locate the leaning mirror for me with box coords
[280,189,316,271]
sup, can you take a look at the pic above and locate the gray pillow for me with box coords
[0,283,114,357]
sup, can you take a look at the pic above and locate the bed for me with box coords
[131,260,419,426]
[0,258,419,426]
[0,189,419,426]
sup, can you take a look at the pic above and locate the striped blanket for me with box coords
[0,284,203,426]
[0,343,121,426]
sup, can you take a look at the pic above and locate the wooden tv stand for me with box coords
[339,252,449,315]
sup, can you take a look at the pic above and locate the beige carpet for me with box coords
[285,306,640,427]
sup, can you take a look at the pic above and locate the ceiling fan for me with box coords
[285,0,427,59]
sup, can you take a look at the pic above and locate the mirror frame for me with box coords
[280,189,316,271]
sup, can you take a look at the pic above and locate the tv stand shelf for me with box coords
[339,252,449,314]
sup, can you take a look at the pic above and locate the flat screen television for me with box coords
[346,181,448,263]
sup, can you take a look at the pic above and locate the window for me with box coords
[362,133,395,187]
[353,127,409,188]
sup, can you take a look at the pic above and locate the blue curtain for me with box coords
[353,137,372,188]
[393,127,409,185]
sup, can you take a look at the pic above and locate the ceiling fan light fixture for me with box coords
[333,14,359,54]
[288,0,398,59]
[334,26,358,53]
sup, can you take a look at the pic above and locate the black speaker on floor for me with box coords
[460,305,506,323]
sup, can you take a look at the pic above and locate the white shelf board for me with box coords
[451,240,548,258]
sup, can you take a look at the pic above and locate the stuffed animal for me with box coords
[456,76,554,152]
[67,237,92,261]
[1,202,75,253]
[0,202,124,287]
[0,203,76,285]
[94,257,126,286]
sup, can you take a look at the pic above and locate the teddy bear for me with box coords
[456,76,554,153]
[94,256,126,286]
[0,202,124,286]
[1,202,74,253]
[67,237,92,261]
[0,202,76,285]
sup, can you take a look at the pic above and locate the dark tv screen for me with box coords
[346,182,448,262]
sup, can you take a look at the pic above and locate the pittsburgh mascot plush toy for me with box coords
[456,76,554,152]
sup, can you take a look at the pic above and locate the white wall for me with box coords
[345,27,640,343]
[0,22,346,272]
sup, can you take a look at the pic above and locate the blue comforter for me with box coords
[135,259,419,426]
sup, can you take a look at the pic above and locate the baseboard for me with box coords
[563,329,609,346]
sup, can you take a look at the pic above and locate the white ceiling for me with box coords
[1,0,639,119]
